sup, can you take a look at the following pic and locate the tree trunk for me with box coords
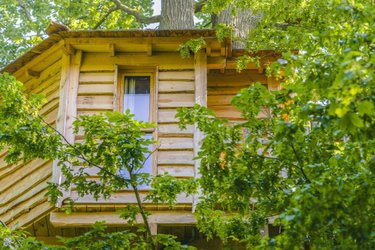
[159,0,195,29]
[218,7,262,49]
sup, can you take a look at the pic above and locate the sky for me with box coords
[146,0,161,29]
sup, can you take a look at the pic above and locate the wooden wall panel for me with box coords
[0,53,61,228]
[208,69,269,121]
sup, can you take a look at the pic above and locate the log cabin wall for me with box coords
[0,44,63,228]
[66,50,198,208]
[208,69,271,122]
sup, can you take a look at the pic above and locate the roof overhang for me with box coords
[1,29,231,75]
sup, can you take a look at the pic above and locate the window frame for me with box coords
[116,68,157,180]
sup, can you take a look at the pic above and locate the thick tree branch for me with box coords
[111,0,161,24]
[93,7,118,29]
[195,0,207,13]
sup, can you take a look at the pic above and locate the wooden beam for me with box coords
[52,50,82,204]
[108,43,115,57]
[80,52,194,71]
[147,43,153,56]
[61,44,76,56]
[13,40,64,79]
[25,69,41,78]
[50,211,196,227]
[193,50,207,211]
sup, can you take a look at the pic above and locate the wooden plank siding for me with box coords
[208,69,270,121]
[157,70,195,179]
[70,52,196,207]
[0,54,62,227]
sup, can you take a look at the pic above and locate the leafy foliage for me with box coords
[0,73,195,249]
[0,0,153,67]
[177,0,375,249]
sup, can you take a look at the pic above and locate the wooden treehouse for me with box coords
[0,24,279,246]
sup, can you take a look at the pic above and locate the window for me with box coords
[117,70,156,188]
[123,76,151,122]
[117,71,155,123]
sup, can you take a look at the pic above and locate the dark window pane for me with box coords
[124,76,150,122]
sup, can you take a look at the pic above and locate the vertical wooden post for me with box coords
[52,48,82,206]
[192,49,207,211]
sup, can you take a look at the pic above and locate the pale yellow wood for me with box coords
[50,210,196,227]
[208,69,267,86]
[1,190,48,224]
[0,162,52,207]
[0,182,48,215]
[0,159,45,189]
[79,72,115,83]
[158,137,194,150]
[69,191,193,204]
[158,124,194,137]
[109,43,115,57]
[80,53,194,71]
[113,65,119,110]
[158,71,195,81]
[77,95,114,110]
[13,40,64,79]
[158,93,195,108]
[147,43,153,56]
[157,151,194,165]
[158,81,195,92]
[25,60,61,93]
[39,99,59,115]
[158,109,179,123]
[43,108,59,124]
[193,50,207,211]
[157,166,194,177]
[62,44,76,56]
[207,95,234,106]
[77,110,107,116]
[7,202,54,229]
[78,84,114,95]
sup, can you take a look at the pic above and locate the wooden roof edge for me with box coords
[0,29,221,75]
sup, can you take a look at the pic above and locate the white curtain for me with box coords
[124,77,136,114]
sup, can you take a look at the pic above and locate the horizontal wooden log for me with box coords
[0,159,46,191]
[1,189,48,223]
[81,53,194,71]
[79,72,114,83]
[158,94,194,108]
[42,108,59,124]
[0,162,52,206]
[158,109,179,123]
[77,110,108,116]
[210,106,269,120]
[158,80,194,92]
[208,95,234,106]
[77,95,114,110]
[0,182,48,215]
[50,210,196,227]
[19,57,61,89]
[158,71,195,81]
[158,137,194,150]
[69,191,193,204]
[158,124,194,137]
[157,166,194,177]
[78,84,114,95]
[208,69,267,86]
[157,151,194,165]
[210,106,243,120]
[7,201,53,228]
[40,98,59,115]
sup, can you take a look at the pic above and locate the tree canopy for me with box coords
[1,0,374,249]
